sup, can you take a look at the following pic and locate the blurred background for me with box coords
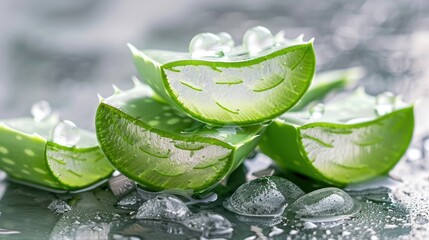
[0,0,428,136]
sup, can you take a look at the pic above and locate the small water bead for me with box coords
[217,32,235,53]
[51,120,80,147]
[134,195,191,221]
[375,92,396,116]
[189,33,224,58]
[287,187,359,222]
[415,213,428,225]
[183,211,233,237]
[224,176,304,217]
[243,26,275,54]
[31,100,52,122]
[309,103,325,120]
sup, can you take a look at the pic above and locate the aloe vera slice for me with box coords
[0,115,113,191]
[290,67,364,111]
[95,82,264,193]
[129,40,316,126]
[259,89,414,185]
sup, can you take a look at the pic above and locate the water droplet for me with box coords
[183,211,233,237]
[224,176,304,217]
[287,187,359,222]
[31,100,52,122]
[48,199,71,214]
[134,195,191,221]
[309,103,325,120]
[375,92,395,115]
[406,147,423,162]
[189,33,224,58]
[243,26,275,54]
[415,213,428,225]
[303,221,317,229]
[217,32,235,53]
[51,120,80,147]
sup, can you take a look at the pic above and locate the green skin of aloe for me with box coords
[129,41,316,126]
[0,116,113,192]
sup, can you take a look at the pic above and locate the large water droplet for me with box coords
[189,33,224,58]
[243,26,275,54]
[217,32,235,53]
[183,211,233,237]
[287,187,359,222]
[134,195,191,221]
[309,103,325,120]
[375,92,395,116]
[51,120,80,147]
[48,199,71,214]
[223,176,304,217]
[31,100,52,122]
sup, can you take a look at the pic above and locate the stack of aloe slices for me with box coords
[0,108,113,192]
[0,26,415,194]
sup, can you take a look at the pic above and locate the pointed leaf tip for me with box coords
[97,94,104,102]
[132,76,144,87]
[112,85,122,95]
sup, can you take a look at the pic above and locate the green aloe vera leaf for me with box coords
[128,40,316,126]
[95,83,264,194]
[0,115,113,191]
[290,66,364,111]
[259,89,414,185]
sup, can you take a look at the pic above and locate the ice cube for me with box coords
[48,199,71,214]
[287,187,359,222]
[183,211,233,237]
[134,195,191,221]
[223,176,304,217]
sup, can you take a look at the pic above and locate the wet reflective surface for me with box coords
[1,0,429,239]
[0,145,428,239]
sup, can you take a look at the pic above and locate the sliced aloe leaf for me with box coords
[128,40,316,126]
[95,83,264,194]
[0,115,113,191]
[259,89,414,185]
[290,67,364,111]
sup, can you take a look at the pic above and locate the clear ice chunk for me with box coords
[243,26,275,54]
[134,195,191,221]
[48,199,71,214]
[116,191,143,210]
[183,211,233,237]
[51,120,80,147]
[189,33,224,58]
[287,187,359,222]
[223,176,304,217]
